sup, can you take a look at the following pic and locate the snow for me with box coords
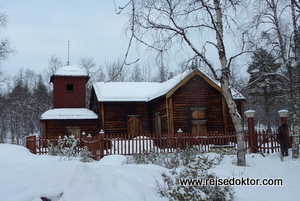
[1,144,299,201]
[93,71,191,102]
[93,69,245,102]
[93,82,162,102]
[54,66,88,77]
[41,108,98,120]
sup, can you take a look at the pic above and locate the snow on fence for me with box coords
[25,130,289,160]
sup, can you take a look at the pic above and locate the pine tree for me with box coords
[247,48,288,128]
[32,75,52,133]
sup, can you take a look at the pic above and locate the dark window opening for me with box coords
[66,84,74,91]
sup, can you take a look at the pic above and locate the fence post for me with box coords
[278,109,288,124]
[245,110,257,153]
[26,135,37,154]
[99,129,105,159]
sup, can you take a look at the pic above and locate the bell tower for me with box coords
[50,66,89,108]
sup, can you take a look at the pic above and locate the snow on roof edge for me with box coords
[41,108,98,120]
[53,66,88,77]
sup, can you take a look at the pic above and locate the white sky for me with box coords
[0,0,250,80]
[1,0,134,76]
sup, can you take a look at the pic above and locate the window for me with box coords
[66,126,81,138]
[66,84,74,91]
[191,107,206,120]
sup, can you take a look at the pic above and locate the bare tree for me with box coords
[130,64,143,82]
[141,60,156,82]
[0,11,15,84]
[250,0,300,158]
[79,57,102,106]
[45,55,63,77]
[116,0,248,166]
[105,58,129,82]
[0,11,14,62]
[80,57,99,78]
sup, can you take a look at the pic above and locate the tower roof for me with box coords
[50,66,89,83]
[54,66,88,77]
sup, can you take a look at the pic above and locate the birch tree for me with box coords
[117,0,248,166]
[251,0,300,158]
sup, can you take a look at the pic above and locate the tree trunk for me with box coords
[222,81,246,166]
[214,0,246,166]
[291,0,300,159]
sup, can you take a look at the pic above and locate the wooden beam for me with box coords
[41,121,46,136]
[222,96,228,133]
[166,96,174,135]
[101,103,105,130]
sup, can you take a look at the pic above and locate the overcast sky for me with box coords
[1,0,134,76]
[1,0,251,82]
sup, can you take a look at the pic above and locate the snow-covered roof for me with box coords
[41,108,98,120]
[93,70,245,102]
[54,66,88,77]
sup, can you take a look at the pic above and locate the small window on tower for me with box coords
[66,84,74,91]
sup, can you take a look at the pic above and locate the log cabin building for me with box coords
[40,66,100,138]
[41,66,245,139]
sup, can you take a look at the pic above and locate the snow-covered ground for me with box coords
[0,144,299,201]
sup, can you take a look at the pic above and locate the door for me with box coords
[66,126,81,138]
[191,108,207,137]
[127,115,141,138]
[191,120,207,136]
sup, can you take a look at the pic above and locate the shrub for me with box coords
[47,136,92,162]
[126,147,234,201]
[80,146,93,162]
[125,147,222,169]
[156,155,234,201]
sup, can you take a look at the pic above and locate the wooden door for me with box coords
[127,116,141,138]
[191,120,207,136]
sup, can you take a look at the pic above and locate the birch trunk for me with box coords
[214,0,246,166]
[291,0,299,159]
[291,99,299,159]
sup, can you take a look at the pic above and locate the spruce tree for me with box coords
[247,48,288,129]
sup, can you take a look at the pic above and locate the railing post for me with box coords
[177,128,183,149]
[278,109,288,124]
[26,135,37,154]
[99,129,105,160]
[245,110,257,153]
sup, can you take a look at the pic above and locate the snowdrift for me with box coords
[0,144,299,201]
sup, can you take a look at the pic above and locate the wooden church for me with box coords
[41,66,245,138]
